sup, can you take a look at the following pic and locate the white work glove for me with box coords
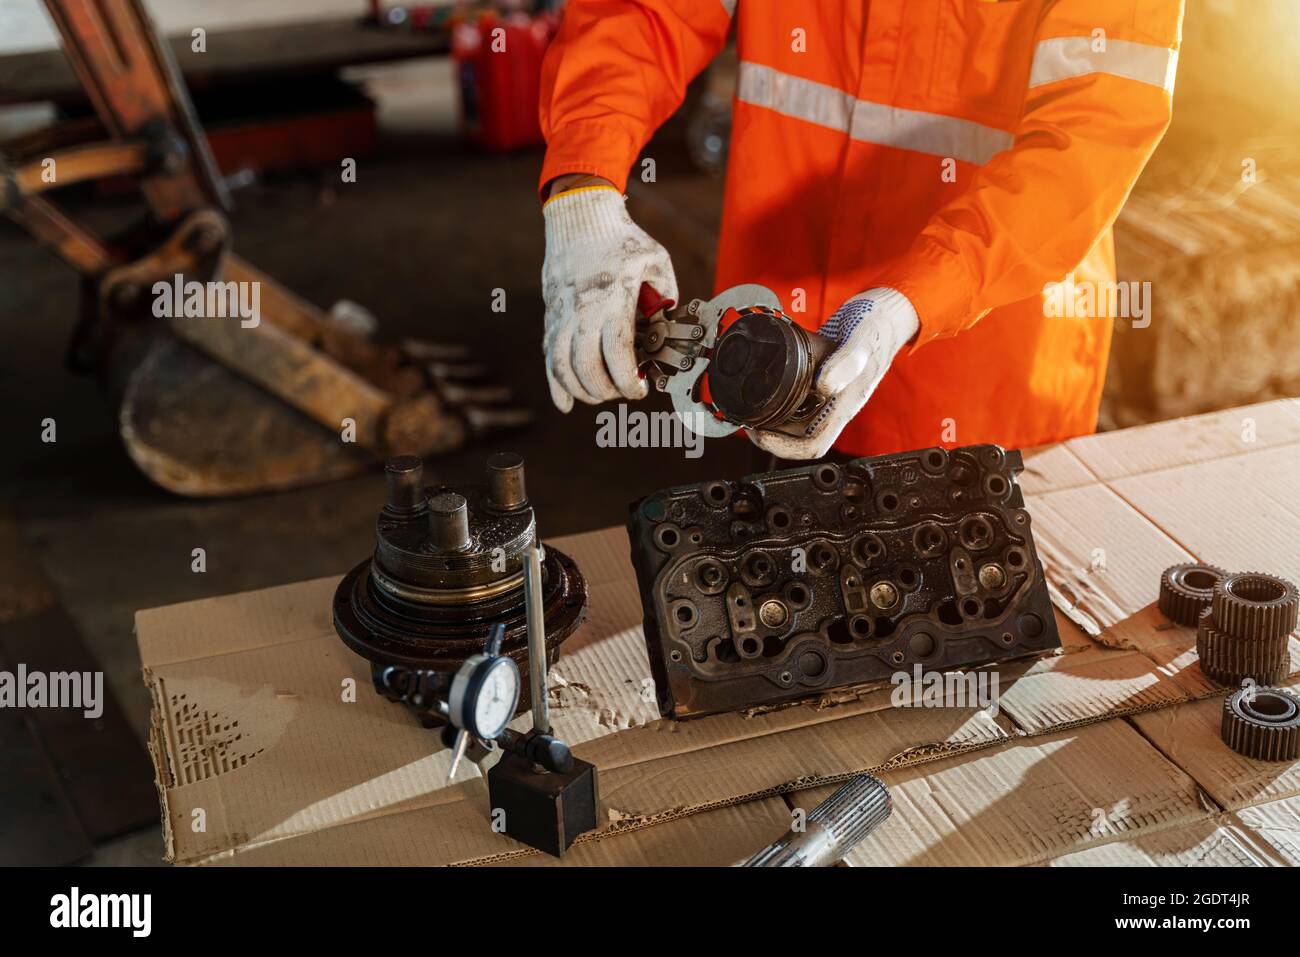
[541,187,678,412]
[748,288,920,460]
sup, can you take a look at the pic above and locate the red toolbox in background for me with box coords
[452,11,558,152]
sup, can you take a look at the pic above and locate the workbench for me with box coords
[136,398,1300,866]
[0,17,448,108]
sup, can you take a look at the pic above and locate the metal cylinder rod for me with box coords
[741,774,891,867]
[524,538,549,734]
[384,455,425,512]
[427,492,471,552]
[486,451,528,510]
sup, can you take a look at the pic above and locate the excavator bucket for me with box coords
[1,0,528,496]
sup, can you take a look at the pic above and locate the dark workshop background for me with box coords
[0,0,1298,865]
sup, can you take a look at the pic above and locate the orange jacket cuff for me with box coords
[538,119,642,201]
[862,238,982,354]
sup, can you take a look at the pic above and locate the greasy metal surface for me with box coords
[105,225,465,462]
[487,752,598,857]
[627,445,1060,719]
[116,331,374,496]
[635,284,782,438]
[166,295,425,458]
[224,255,425,396]
[1195,572,1298,687]
[372,492,534,595]
[333,456,587,717]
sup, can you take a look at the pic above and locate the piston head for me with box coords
[708,312,810,428]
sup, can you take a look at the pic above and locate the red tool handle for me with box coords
[637,282,676,320]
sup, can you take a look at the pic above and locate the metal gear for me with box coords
[1196,608,1289,687]
[1211,572,1300,640]
[1222,685,1300,761]
[1158,562,1227,626]
[333,453,587,722]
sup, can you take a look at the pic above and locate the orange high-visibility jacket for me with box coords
[539,1,1182,455]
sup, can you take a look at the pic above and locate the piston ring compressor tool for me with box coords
[634,283,837,441]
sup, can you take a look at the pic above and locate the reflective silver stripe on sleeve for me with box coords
[1029,36,1178,92]
[737,61,1013,166]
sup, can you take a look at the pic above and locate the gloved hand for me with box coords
[747,288,920,460]
[541,186,678,412]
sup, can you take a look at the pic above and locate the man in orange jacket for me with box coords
[539,1,1182,459]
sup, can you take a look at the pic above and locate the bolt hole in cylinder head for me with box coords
[978,563,1007,590]
[759,599,789,629]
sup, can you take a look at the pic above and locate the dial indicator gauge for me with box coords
[472,657,520,739]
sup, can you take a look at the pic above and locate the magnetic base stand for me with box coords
[488,752,598,857]
[483,539,598,857]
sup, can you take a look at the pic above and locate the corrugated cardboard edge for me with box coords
[786,715,1219,867]
[181,708,1008,867]
[142,664,177,862]
[1025,399,1300,641]
[1228,793,1300,866]
[160,614,1294,867]
[156,609,1297,868]
[448,735,1004,867]
[1041,816,1271,867]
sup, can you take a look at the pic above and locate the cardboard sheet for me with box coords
[1131,677,1300,813]
[840,719,1214,867]
[136,399,1300,866]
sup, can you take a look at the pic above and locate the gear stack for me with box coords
[1212,572,1300,641]
[1158,563,1226,626]
[1159,564,1300,687]
[1222,686,1300,762]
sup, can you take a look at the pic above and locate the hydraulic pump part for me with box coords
[333,453,587,722]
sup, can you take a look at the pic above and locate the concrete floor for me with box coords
[0,79,743,863]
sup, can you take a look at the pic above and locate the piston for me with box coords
[706,308,837,436]
[333,452,587,721]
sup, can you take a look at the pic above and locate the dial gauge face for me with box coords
[472,658,519,739]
